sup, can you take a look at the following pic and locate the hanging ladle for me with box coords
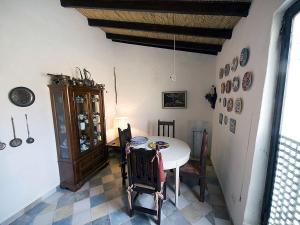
[0,140,6,150]
[25,114,34,144]
[9,117,22,147]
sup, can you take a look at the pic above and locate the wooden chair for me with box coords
[180,129,209,202]
[118,123,132,185]
[158,120,175,138]
[127,147,167,225]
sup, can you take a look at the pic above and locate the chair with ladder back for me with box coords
[118,123,132,185]
[158,120,175,138]
[180,129,209,202]
[126,146,167,225]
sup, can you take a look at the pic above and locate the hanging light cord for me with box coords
[114,67,117,105]
[173,35,176,78]
[172,14,176,81]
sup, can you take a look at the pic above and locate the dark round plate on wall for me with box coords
[240,48,250,67]
[9,87,35,107]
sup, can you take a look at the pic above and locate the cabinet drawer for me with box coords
[76,154,95,180]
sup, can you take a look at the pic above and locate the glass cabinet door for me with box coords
[53,92,70,159]
[74,92,91,153]
[91,94,103,147]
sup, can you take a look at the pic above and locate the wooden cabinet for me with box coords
[48,84,108,191]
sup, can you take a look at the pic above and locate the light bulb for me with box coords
[170,74,176,81]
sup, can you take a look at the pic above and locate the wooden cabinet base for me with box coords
[60,160,109,192]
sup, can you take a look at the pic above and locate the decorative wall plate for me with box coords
[227,98,234,112]
[219,113,223,125]
[231,57,239,71]
[221,82,225,94]
[240,48,250,67]
[0,141,6,150]
[219,68,224,79]
[224,116,228,125]
[9,87,35,107]
[223,98,227,107]
[224,64,230,76]
[225,80,231,93]
[232,76,240,92]
[235,98,243,114]
[229,118,236,134]
[242,72,253,91]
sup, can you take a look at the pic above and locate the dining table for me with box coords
[132,136,191,208]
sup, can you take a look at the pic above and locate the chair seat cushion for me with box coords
[180,160,201,175]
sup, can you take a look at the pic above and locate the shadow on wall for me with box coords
[147,120,157,136]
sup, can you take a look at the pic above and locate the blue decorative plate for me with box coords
[240,48,250,67]
[131,136,148,145]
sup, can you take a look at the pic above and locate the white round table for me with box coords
[133,136,191,207]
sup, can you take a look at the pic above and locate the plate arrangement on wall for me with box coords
[242,72,253,91]
[0,140,6,150]
[225,80,231,93]
[224,64,230,76]
[219,113,223,125]
[232,76,240,92]
[227,98,234,112]
[221,82,225,94]
[231,57,239,72]
[235,98,243,114]
[219,68,224,79]
[240,48,250,67]
[223,98,227,107]
[224,115,228,125]
[229,118,237,134]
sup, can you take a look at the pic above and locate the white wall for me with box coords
[211,0,292,224]
[0,1,217,222]
[112,43,216,151]
[0,0,116,222]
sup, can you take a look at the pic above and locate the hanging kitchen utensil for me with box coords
[25,114,34,144]
[0,140,6,150]
[9,117,22,147]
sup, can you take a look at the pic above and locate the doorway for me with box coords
[262,1,300,224]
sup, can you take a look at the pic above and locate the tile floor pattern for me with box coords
[8,152,232,225]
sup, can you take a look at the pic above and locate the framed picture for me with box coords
[162,91,187,109]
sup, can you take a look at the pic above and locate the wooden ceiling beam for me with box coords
[88,19,232,39]
[106,33,222,52]
[61,0,251,17]
[111,39,218,55]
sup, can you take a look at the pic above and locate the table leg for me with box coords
[175,166,179,208]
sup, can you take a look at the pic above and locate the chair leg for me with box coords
[128,192,134,217]
[163,181,167,200]
[178,176,181,196]
[199,178,205,202]
[121,163,127,185]
[157,198,162,225]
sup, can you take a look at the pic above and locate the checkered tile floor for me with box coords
[9,151,232,225]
